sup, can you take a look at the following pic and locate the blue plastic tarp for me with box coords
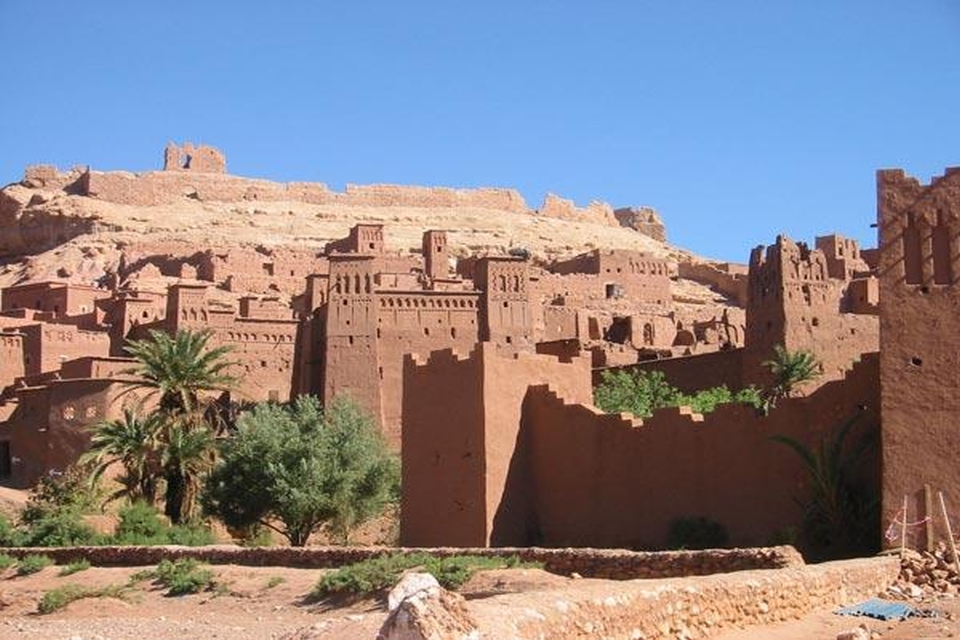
[835,598,928,621]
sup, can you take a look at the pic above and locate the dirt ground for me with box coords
[0,563,382,640]
[2,562,960,640]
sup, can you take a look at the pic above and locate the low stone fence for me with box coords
[473,556,900,639]
[0,544,803,579]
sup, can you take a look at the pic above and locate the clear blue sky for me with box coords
[2,1,959,262]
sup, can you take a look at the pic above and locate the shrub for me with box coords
[110,502,215,546]
[15,466,102,547]
[0,513,22,546]
[313,553,540,599]
[0,553,15,570]
[58,559,92,576]
[204,395,399,546]
[17,508,100,547]
[38,583,126,614]
[113,502,167,545]
[666,517,730,550]
[16,554,54,576]
[154,559,216,596]
[264,575,284,589]
[165,523,215,546]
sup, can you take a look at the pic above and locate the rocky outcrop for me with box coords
[0,186,101,257]
[378,572,478,640]
[615,205,667,241]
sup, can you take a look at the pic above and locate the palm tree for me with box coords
[81,409,163,505]
[123,329,237,414]
[161,421,217,524]
[771,415,879,559]
[762,345,821,407]
[121,329,236,522]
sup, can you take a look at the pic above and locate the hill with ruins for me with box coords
[0,142,697,295]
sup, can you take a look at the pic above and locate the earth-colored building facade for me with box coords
[878,167,960,547]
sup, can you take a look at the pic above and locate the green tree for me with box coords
[594,370,679,417]
[117,328,236,523]
[81,409,162,505]
[763,345,822,406]
[203,395,399,546]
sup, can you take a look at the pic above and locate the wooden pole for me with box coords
[901,495,909,559]
[925,484,936,551]
[937,491,960,577]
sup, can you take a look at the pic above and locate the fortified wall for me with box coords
[878,166,960,547]
[401,342,879,549]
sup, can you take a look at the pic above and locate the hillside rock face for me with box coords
[615,206,667,242]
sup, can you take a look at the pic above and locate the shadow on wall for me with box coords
[490,402,539,547]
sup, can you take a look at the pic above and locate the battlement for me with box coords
[878,167,960,288]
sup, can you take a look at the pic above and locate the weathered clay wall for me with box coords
[878,167,960,548]
[1,282,107,320]
[401,348,487,547]
[376,292,481,443]
[0,379,127,487]
[526,353,878,549]
[816,233,872,279]
[401,344,593,547]
[212,318,299,403]
[402,340,877,549]
[678,260,748,306]
[18,323,112,377]
[745,235,879,387]
[0,332,25,392]
[163,142,226,173]
[545,249,673,305]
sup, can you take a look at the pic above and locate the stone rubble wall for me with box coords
[475,556,899,639]
[0,544,802,578]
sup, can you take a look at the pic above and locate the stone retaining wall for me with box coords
[473,556,899,639]
[0,544,802,579]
